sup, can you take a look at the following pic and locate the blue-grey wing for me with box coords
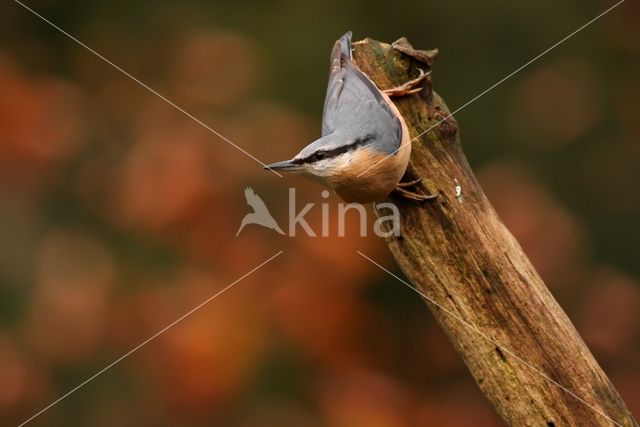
[321,32,350,136]
[321,32,403,154]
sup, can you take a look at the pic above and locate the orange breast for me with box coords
[330,138,411,203]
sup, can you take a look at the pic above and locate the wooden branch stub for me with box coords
[353,37,638,427]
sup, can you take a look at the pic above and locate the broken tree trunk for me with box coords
[353,37,637,427]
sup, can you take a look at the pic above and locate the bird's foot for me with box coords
[396,177,423,188]
[394,177,438,202]
[383,68,430,97]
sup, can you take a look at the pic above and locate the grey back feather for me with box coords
[321,32,402,155]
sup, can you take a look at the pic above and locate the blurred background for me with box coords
[1,0,639,425]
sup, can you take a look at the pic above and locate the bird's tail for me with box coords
[339,31,353,60]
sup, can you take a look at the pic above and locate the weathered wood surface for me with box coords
[353,37,637,427]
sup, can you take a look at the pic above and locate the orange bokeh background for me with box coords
[1,0,639,425]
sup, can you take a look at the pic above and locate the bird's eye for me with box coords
[312,151,327,161]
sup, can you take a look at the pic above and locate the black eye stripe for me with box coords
[310,151,327,162]
[297,134,375,164]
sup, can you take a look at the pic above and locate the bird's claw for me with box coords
[394,177,438,202]
[383,68,431,98]
[396,177,423,188]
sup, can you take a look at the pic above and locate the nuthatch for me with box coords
[265,32,434,203]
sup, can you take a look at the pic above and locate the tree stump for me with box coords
[353,36,637,427]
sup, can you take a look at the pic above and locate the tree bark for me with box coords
[352,37,638,427]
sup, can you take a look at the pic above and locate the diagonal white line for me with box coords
[357,0,626,178]
[357,251,623,427]
[13,0,283,178]
[18,250,284,427]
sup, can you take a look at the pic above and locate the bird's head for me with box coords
[264,132,377,182]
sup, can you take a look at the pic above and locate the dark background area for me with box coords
[1,0,639,426]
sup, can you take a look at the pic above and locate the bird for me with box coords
[236,187,285,236]
[264,31,434,203]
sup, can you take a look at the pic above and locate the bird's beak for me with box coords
[263,159,304,172]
